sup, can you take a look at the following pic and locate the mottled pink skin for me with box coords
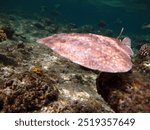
[121,37,134,56]
[37,33,133,73]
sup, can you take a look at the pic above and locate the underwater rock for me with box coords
[33,22,45,29]
[0,67,15,81]
[40,98,112,113]
[0,24,14,39]
[134,43,150,75]
[36,57,113,113]
[98,28,114,37]
[0,71,59,112]
[0,53,18,66]
[57,23,78,33]
[0,41,33,65]
[96,71,150,112]
[138,61,150,74]
[40,18,53,26]
[46,24,59,33]
[0,30,7,42]
[135,59,150,75]
[79,25,94,33]
[138,43,150,57]
[1,25,14,39]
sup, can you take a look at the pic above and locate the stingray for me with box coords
[36,33,133,73]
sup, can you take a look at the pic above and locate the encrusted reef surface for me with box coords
[96,71,150,112]
[0,14,149,113]
[0,41,112,113]
[0,71,59,112]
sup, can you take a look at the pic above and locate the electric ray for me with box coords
[37,33,133,73]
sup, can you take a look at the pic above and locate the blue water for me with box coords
[0,0,150,35]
